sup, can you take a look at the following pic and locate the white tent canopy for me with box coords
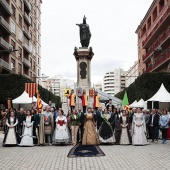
[12,91,48,106]
[132,99,145,108]
[129,100,137,108]
[147,83,170,102]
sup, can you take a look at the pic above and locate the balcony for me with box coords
[142,7,170,48]
[23,27,31,39]
[23,42,30,53]
[0,0,12,15]
[143,29,170,62]
[23,58,31,67]
[24,0,31,12]
[24,12,31,25]
[0,16,11,33]
[0,37,12,50]
[23,74,30,79]
[145,52,170,73]
[0,58,12,71]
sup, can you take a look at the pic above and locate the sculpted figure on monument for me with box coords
[76,16,91,47]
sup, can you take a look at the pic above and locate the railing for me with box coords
[23,42,30,53]
[24,12,31,25]
[24,0,31,12]
[23,58,31,67]
[142,7,170,47]
[0,16,11,32]
[145,52,170,73]
[0,0,12,15]
[0,58,11,71]
[0,37,11,50]
[143,29,170,62]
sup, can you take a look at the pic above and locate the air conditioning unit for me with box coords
[11,63,14,69]
[9,46,13,52]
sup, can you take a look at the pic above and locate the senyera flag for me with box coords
[25,83,38,97]
[37,90,43,113]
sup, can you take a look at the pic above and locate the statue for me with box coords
[76,16,91,47]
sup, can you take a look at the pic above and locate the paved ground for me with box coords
[0,132,170,170]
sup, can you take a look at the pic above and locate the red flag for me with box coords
[25,83,38,97]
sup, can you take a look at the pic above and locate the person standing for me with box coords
[70,110,80,146]
[159,109,169,144]
[106,99,115,111]
[82,107,100,145]
[17,108,26,136]
[93,91,100,111]
[149,109,159,143]
[119,110,131,145]
[96,107,103,131]
[19,110,34,146]
[108,106,115,132]
[79,89,88,113]
[143,109,150,139]
[131,108,148,145]
[3,111,20,146]
[114,108,121,144]
[1,109,8,134]
[68,89,76,112]
[34,108,41,144]
[39,105,54,145]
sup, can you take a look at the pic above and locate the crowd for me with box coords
[0,99,170,147]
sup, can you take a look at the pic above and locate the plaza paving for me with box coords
[0,132,170,170]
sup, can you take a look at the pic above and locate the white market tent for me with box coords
[147,83,170,102]
[129,100,137,108]
[132,99,145,108]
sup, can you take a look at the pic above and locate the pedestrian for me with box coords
[1,109,8,134]
[106,99,115,111]
[79,89,88,113]
[96,107,103,131]
[159,109,169,144]
[17,108,26,136]
[114,108,121,144]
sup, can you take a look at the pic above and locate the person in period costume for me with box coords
[66,110,72,138]
[82,107,100,145]
[17,108,26,136]
[143,109,150,139]
[96,107,103,131]
[68,89,76,112]
[148,109,159,142]
[79,89,88,113]
[167,111,170,140]
[3,111,20,147]
[106,99,115,111]
[93,91,100,111]
[99,109,115,144]
[54,109,70,144]
[108,106,115,132]
[70,110,80,145]
[39,105,54,145]
[159,109,169,144]
[1,109,8,134]
[131,108,148,145]
[114,108,121,144]
[19,110,34,146]
[119,110,131,145]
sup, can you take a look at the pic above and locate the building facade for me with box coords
[0,0,42,83]
[126,61,138,87]
[94,81,102,91]
[136,0,170,75]
[103,68,126,96]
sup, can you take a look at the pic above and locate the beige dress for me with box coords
[82,113,100,145]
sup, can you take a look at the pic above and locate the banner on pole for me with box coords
[89,88,95,98]
[76,87,83,97]
[64,88,71,97]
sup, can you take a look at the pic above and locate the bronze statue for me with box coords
[76,16,91,47]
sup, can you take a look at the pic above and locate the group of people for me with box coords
[1,98,169,147]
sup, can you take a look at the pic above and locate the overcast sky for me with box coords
[41,0,153,84]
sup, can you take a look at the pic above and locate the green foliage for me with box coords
[115,72,170,104]
[0,74,61,108]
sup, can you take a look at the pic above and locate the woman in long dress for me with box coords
[99,109,115,143]
[82,107,99,145]
[131,108,148,145]
[119,110,131,145]
[114,108,121,144]
[3,111,20,147]
[19,110,34,146]
[54,110,70,144]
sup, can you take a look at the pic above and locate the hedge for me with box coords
[115,72,170,104]
[0,74,61,108]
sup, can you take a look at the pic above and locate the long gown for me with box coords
[99,114,115,143]
[82,113,100,145]
[54,116,70,143]
[3,117,20,146]
[119,116,131,145]
[19,116,34,146]
[131,113,148,145]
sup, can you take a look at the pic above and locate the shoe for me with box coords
[49,143,52,146]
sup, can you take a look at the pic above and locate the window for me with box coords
[30,58,32,67]
[38,57,40,64]
[18,28,22,41]
[29,42,32,52]
[34,23,36,30]
[19,0,22,10]
[18,47,22,58]
[30,32,32,40]
[19,15,22,26]
[11,39,15,49]
[18,63,22,74]
[11,58,15,70]
[30,17,33,26]
[12,4,16,18]
[147,17,151,29]
[159,0,164,12]
[38,69,40,76]
[11,20,16,34]
[33,47,36,56]
[153,7,157,22]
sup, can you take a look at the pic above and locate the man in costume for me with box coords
[79,89,88,113]
[93,91,100,111]
[68,89,76,112]
[39,105,54,145]
[17,108,26,136]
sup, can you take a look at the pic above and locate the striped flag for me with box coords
[25,83,38,97]
[36,90,43,113]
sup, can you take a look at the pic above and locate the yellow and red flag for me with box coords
[25,83,38,97]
